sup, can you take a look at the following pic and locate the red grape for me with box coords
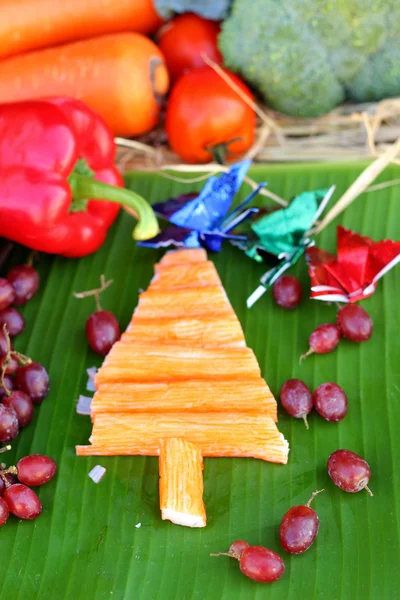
[0,476,5,496]
[239,546,285,583]
[15,362,49,404]
[228,540,249,558]
[17,455,56,486]
[336,305,373,342]
[0,496,9,525]
[3,483,42,519]
[0,353,19,375]
[273,276,302,309]
[3,391,34,427]
[0,404,19,443]
[7,265,39,306]
[280,379,313,429]
[300,323,340,361]
[280,490,323,554]
[0,308,25,337]
[327,450,372,496]
[86,310,120,355]
[0,278,15,310]
[313,383,348,422]
[0,374,14,399]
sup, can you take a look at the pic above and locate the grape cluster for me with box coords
[211,541,285,583]
[213,448,372,583]
[301,304,373,361]
[0,264,49,445]
[280,379,348,426]
[0,454,56,523]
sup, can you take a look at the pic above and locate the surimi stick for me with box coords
[96,343,261,384]
[91,380,277,420]
[159,438,206,528]
[150,261,221,290]
[160,249,207,265]
[133,286,232,319]
[76,412,289,464]
[122,314,246,348]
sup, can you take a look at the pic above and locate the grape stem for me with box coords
[210,551,240,561]
[3,466,17,475]
[305,489,325,507]
[364,485,373,497]
[1,325,32,395]
[0,445,11,454]
[26,251,38,268]
[73,274,113,312]
[302,415,309,430]
[299,348,314,364]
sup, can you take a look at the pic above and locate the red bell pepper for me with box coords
[0,97,159,257]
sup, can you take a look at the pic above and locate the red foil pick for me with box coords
[307,226,400,302]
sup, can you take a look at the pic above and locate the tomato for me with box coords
[157,13,222,83]
[166,66,256,163]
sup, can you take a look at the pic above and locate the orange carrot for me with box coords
[159,438,206,528]
[76,411,289,463]
[0,0,163,60]
[0,33,169,137]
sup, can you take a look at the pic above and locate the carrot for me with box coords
[91,380,277,419]
[0,33,169,137]
[0,0,163,60]
[76,411,289,463]
[159,438,206,528]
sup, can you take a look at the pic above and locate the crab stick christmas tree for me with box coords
[77,249,289,527]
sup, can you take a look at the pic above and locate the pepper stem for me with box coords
[68,172,159,241]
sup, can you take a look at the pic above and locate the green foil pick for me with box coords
[244,186,335,307]
[247,189,330,261]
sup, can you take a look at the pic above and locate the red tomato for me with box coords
[157,13,222,82]
[166,66,256,163]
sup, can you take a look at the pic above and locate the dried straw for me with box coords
[313,137,400,234]
[115,81,400,234]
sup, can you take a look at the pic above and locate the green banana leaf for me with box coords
[1,161,399,599]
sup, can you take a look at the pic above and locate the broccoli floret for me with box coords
[347,45,400,102]
[219,0,395,118]
[347,0,400,101]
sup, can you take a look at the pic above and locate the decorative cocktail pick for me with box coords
[307,226,400,303]
[241,186,336,308]
[138,160,264,252]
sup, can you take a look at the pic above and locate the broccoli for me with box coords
[219,0,399,118]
